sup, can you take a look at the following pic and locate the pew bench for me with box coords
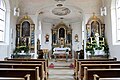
[0,63,44,80]
[0,60,46,80]
[0,77,24,80]
[84,67,120,80]
[79,63,120,80]
[0,67,39,80]
[74,57,117,72]
[0,74,30,80]
[6,59,48,79]
[93,74,120,80]
[74,58,117,79]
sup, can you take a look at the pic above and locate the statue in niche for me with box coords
[86,25,91,39]
[37,39,40,50]
[91,21,99,37]
[95,32,99,47]
[52,31,57,44]
[59,28,65,38]
[22,21,30,37]
[67,32,71,44]
[60,38,64,47]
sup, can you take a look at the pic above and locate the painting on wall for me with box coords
[22,21,30,37]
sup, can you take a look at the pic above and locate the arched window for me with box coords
[0,0,6,41]
[111,0,120,45]
[116,0,120,41]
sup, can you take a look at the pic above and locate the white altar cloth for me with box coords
[53,47,70,55]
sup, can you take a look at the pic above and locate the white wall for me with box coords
[71,22,82,51]
[104,0,120,60]
[41,22,52,51]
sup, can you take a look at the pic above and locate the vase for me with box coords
[21,50,24,53]
[94,50,99,55]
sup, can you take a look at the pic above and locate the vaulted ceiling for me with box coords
[18,0,102,23]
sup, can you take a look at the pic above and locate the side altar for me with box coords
[86,13,109,59]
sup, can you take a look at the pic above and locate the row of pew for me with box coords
[74,57,120,80]
[0,58,48,80]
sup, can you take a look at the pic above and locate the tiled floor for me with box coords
[48,59,75,80]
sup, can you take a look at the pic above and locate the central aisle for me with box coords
[48,59,75,80]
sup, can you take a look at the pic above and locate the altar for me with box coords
[53,47,71,61]
[53,47,70,54]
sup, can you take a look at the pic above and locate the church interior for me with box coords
[0,0,120,80]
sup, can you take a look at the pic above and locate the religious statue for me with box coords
[95,32,99,47]
[52,31,57,44]
[66,32,71,44]
[60,38,64,47]
[91,21,99,37]
[37,39,40,50]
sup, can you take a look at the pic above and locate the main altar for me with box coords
[51,22,72,59]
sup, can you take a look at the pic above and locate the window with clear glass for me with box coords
[116,0,120,41]
[0,0,6,41]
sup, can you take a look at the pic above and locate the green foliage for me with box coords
[95,46,103,50]
[86,42,94,54]
[13,46,29,53]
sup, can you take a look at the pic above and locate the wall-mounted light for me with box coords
[75,34,79,42]
[14,7,20,16]
[45,34,49,42]
[100,7,107,16]
[100,0,107,16]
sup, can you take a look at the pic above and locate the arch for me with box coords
[17,15,34,25]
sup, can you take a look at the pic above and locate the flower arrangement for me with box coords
[13,46,29,54]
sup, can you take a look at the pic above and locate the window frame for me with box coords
[116,0,120,41]
[0,0,6,42]
[111,0,120,45]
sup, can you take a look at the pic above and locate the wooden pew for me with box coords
[0,67,39,80]
[79,63,120,80]
[0,77,24,80]
[0,61,45,80]
[0,74,30,80]
[74,58,117,79]
[6,58,48,79]
[0,63,43,80]
[78,60,120,76]
[93,74,120,80]
[83,67,120,80]
[74,57,117,72]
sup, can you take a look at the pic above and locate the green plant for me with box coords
[86,42,94,55]
[95,46,103,50]
[13,46,29,53]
